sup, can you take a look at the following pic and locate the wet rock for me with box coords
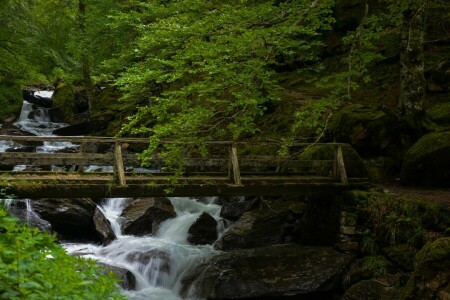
[5,200,52,233]
[401,131,450,187]
[23,90,53,108]
[98,263,136,290]
[121,198,176,236]
[187,212,217,245]
[124,250,171,286]
[403,237,450,299]
[32,198,101,242]
[215,197,340,250]
[219,197,256,221]
[52,121,105,136]
[182,244,354,299]
[342,280,400,300]
[93,207,116,245]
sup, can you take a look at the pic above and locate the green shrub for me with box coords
[0,207,125,300]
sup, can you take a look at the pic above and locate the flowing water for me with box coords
[1,92,223,299]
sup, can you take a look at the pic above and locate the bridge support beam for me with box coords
[228,143,241,185]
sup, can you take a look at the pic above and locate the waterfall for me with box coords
[64,197,221,300]
[3,94,222,299]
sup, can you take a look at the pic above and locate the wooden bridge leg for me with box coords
[335,145,348,185]
[114,141,127,187]
[228,143,242,185]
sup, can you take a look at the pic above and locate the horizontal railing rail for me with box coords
[0,135,356,188]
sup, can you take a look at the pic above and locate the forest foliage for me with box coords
[0,0,449,160]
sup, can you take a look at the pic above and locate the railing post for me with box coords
[114,141,127,187]
[78,141,86,174]
[335,145,348,185]
[228,143,241,185]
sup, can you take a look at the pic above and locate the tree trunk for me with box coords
[399,1,426,120]
[79,0,94,116]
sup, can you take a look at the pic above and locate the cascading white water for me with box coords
[64,197,221,300]
[4,95,223,299]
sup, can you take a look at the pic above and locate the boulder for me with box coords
[187,212,218,245]
[214,197,341,251]
[327,104,413,159]
[426,102,450,127]
[299,144,369,178]
[122,249,171,286]
[218,196,256,221]
[51,84,76,124]
[23,90,53,108]
[5,200,52,233]
[121,198,176,236]
[52,121,108,136]
[32,198,101,242]
[98,263,136,290]
[401,131,450,186]
[214,204,288,251]
[93,207,116,245]
[402,238,450,300]
[181,244,354,299]
[342,280,400,300]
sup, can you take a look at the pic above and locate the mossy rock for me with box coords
[328,104,413,160]
[426,102,450,127]
[383,244,417,271]
[343,280,400,300]
[402,238,450,300]
[51,83,76,124]
[92,87,121,115]
[299,144,369,178]
[0,82,23,121]
[400,131,450,187]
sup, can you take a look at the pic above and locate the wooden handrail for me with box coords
[0,135,357,185]
[0,135,350,147]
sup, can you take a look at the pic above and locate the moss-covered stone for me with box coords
[51,83,76,124]
[343,280,400,300]
[300,144,369,178]
[400,131,450,187]
[383,244,417,271]
[327,104,413,161]
[426,102,450,127]
[0,82,23,121]
[402,238,450,300]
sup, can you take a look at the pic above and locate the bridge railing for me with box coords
[0,135,350,186]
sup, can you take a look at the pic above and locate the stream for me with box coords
[1,91,223,299]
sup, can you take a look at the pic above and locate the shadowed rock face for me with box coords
[120,197,176,236]
[93,207,116,245]
[98,263,136,290]
[187,212,217,245]
[401,131,450,187]
[181,244,354,299]
[214,197,341,251]
[31,198,115,244]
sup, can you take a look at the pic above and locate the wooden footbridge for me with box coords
[0,136,369,198]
